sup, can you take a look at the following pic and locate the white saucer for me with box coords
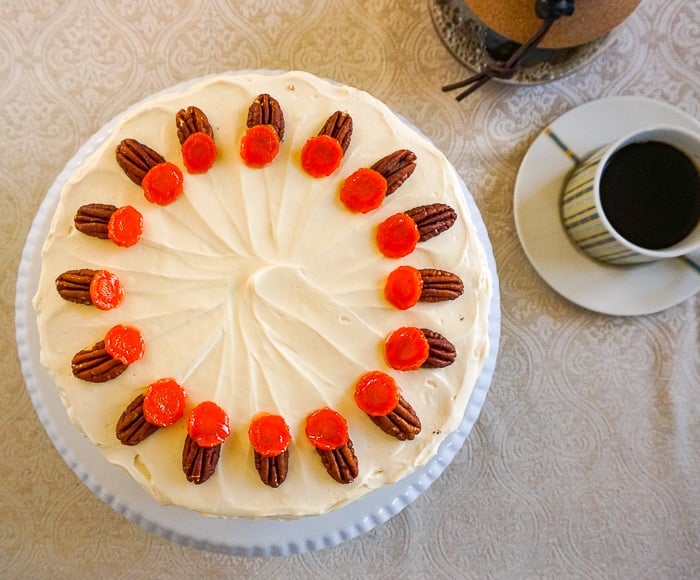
[514,96,700,316]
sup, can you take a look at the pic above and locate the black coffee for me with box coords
[600,140,700,250]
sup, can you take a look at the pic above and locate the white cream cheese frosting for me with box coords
[33,71,491,518]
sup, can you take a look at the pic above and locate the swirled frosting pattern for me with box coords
[33,71,491,517]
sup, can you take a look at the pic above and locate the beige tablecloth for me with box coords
[3,0,699,577]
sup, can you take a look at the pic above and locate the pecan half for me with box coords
[182,435,221,485]
[318,111,353,153]
[254,449,289,488]
[116,138,165,185]
[370,149,417,196]
[175,105,214,144]
[71,340,128,382]
[421,328,457,368]
[247,93,285,141]
[419,268,464,302]
[116,393,160,446]
[55,269,97,305]
[369,394,422,441]
[74,203,117,239]
[405,203,457,242]
[316,439,359,484]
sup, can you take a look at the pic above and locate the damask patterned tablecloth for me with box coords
[2,0,699,577]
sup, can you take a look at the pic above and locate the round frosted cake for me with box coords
[33,71,492,518]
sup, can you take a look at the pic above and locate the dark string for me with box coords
[442,18,555,101]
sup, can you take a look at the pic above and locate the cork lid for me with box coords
[465,0,640,49]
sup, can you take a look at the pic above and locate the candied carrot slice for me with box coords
[107,205,143,248]
[248,413,292,457]
[181,132,217,173]
[89,269,124,311]
[300,135,344,178]
[339,168,388,213]
[305,407,349,451]
[385,326,429,371]
[104,324,145,365]
[143,378,187,428]
[187,401,230,448]
[376,213,420,258]
[354,371,400,416]
[142,162,184,205]
[240,124,280,168]
[384,265,423,310]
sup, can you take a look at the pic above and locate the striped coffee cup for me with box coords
[561,125,700,265]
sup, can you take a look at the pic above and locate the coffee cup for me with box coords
[560,125,700,266]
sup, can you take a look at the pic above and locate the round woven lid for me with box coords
[465,0,640,48]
